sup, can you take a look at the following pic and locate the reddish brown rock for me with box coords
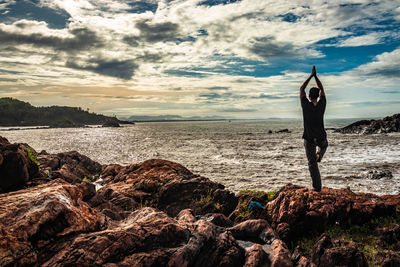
[44,207,246,267]
[268,239,293,267]
[95,159,238,217]
[266,184,400,242]
[87,187,133,220]
[176,209,197,228]
[311,234,332,266]
[296,256,316,267]
[37,151,102,184]
[43,207,190,266]
[0,136,9,145]
[229,219,277,244]
[77,180,97,201]
[376,251,400,267]
[202,213,234,227]
[319,246,368,267]
[0,179,105,266]
[101,163,123,182]
[191,230,245,267]
[244,244,271,267]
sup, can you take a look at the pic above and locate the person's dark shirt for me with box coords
[301,95,327,141]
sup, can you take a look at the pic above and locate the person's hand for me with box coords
[311,66,316,76]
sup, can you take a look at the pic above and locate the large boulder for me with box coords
[37,150,103,184]
[318,246,367,267]
[43,207,249,266]
[266,184,400,242]
[94,159,238,218]
[0,136,40,192]
[0,179,105,266]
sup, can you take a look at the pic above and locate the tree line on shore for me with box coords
[0,97,124,127]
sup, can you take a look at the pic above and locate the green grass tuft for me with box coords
[24,147,40,166]
[298,215,400,266]
[82,177,92,183]
[196,193,213,205]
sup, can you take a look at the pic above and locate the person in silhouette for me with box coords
[300,66,328,192]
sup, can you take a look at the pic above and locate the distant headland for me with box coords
[0,97,132,127]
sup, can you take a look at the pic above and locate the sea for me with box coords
[1,119,399,195]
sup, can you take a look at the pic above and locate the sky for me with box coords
[0,0,399,119]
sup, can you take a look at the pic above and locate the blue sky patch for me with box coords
[0,0,70,29]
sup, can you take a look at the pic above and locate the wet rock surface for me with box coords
[335,113,400,134]
[1,135,400,266]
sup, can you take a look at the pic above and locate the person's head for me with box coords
[309,87,320,100]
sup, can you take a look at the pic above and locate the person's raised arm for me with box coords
[300,66,316,98]
[315,73,325,97]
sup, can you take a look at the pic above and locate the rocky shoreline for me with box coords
[1,135,400,266]
[335,113,400,134]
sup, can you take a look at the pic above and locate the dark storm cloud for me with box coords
[248,36,296,59]
[0,25,103,52]
[135,20,180,43]
[66,58,138,80]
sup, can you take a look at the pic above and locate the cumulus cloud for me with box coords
[336,32,395,47]
[1,0,400,118]
[353,48,400,78]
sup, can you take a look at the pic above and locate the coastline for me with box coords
[1,135,399,266]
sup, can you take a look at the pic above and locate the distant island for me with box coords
[0,97,131,127]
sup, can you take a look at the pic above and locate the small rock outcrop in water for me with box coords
[102,120,120,127]
[367,170,393,179]
[1,135,400,266]
[335,113,400,134]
